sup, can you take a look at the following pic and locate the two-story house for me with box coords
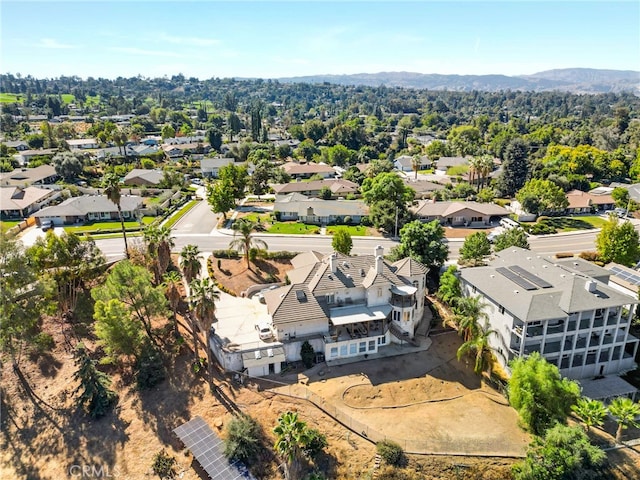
[459,248,639,384]
[263,246,429,364]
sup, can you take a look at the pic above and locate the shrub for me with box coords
[579,251,601,262]
[361,215,372,227]
[136,340,166,389]
[300,341,315,369]
[152,449,176,479]
[343,215,352,225]
[303,428,328,459]
[555,252,575,259]
[224,414,263,464]
[212,249,240,259]
[32,332,55,353]
[376,440,405,467]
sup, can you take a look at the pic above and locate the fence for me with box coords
[6,217,36,236]
[243,374,526,458]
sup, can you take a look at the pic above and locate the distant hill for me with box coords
[276,68,640,94]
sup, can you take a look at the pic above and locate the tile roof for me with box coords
[412,200,509,218]
[0,186,54,210]
[271,179,358,195]
[0,165,57,186]
[33,195,143,217]
[283,162,336,175]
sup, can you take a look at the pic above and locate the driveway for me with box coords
[171,199,219,235]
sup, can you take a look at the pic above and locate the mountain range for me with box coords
[276,68,640,94]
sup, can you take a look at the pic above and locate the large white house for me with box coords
[458,248,639,387]
[263,246,429,365]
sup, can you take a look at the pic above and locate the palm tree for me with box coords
[453,295,488,342]
[162,271,183,336]
[180,244,201,284]
[144,224,175,280]
[456,321,496,376]
[189,277,220,378]
[411,154,421,180]
[571,398,607,433]
[102,172,129,258]
[229,218,268,270]
[608,396,640,443]
[477,154,494,190]
[467,155,480,191]
[273,411,312,480]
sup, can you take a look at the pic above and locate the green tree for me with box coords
[456,321,496,376]
[189,277,220,378]
[376,440,405,467]
[143,224,175,284]
[436,265,460,305]
[571,398,607,433]
[596,216,640,266]
[300,341,315,369]
[303,119,327,142]
[497,138,529,197]
[219,163,248,202]
[331,229,353,255]
[273,411,313,480]
[229,218,268,269]
[52,151,83,181]
[180,244,202,284]
[493,228,530,252]
[608,396,640,443]
[610,187,629,208]
[161,124,175,140]
[92,260,168,344]
[516,179,568,216]
[250,159,272,198]
[206,127,223,152]
[508,352,581,435]
[162,270,183,334]
[73,343,118,418]
[459,232,491,265]
[227,112,242,141]
[361,172,415,233]
[94,298,144,364]
[207,179,236,220]
[295,139,319,161]
[0,232,47,369]
[391,220,448,270]
[447,125,481,156]
[224,414,263,464]
[102,172,129,258]
[513,424,606,480]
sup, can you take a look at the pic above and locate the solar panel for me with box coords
[174,416,255,479]
[610,266,640,286]
[496,267,538,291]
[509,265,553,289]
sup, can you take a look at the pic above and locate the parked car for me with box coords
[255,322,274,341]
[614,208,627,218]
[41,220,53,232]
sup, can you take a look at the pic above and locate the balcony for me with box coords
[325,320,386,343]
[527,325,544,337]
[390,293,416,309]
[546,322,565,336]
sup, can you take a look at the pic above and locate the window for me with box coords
[349,343,357,355]
[100,212,110,219]
[377,287,383,297]
[340,345,347,356]
[499,305,505,315]
[403,311,411,322]
[359,342,366,353]
[368,340,375,351]
[378,336,386,345]
[330,347,338,358]
[392,310,400,322]
[326,293,335,304]
[472,286,477,293]
[413,280,419,290]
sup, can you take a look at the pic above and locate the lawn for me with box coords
[326,225,369,236]
[0,93,22,103]
[163,200,198,229]
[267,222,320,234]
[446,165,469,176]
[0,220,21,232]
[63,217,154,234]
[522,215,608,233]
[60,94,75,104]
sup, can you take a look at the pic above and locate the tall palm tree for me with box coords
[273,411,312,480]
[145,224,175,282]
[229,218,268,270]
[467,155,481,191]
[453,295,488,342]
[608,396,640,443]
[571,398,607,433]
[477,154,494,190]
[180,244,202,284]
[189,277,220,378]
[102,172,129,258]
[456,321,496,376]
[162,270,183,336]
[411,154,421,180]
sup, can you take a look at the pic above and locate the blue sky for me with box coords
[1,1,639,79]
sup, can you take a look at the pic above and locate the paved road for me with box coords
[171,199,219,235]
[95,225,640,264]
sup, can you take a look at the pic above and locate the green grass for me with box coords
[522,215,608,233]
[64,217,154,234]
[85,95,101,106]
[418,168,434,174]
[0,220,21,232]
[0,93,22,103]
[267,222,320,234]
[241,212,271,224]
[60,94,75,104]
[446,165,469,176]
[163,200,198,229]
[326,225,368,236]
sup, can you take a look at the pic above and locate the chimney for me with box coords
[375,245,384,258]
[330,253,337,273]
[376,255,383,274]
[585,280,597,293]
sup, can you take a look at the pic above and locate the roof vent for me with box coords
[254,351,262,359]
[585,280,597,293]
[296,290,307,302]
[328,274,333,280]
[360,268,366,277]
[346,274,352,280]
[267,348,274,357]
[342,261,349,268]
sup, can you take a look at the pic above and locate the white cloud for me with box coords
[159,33,220,47]
[36,38,75,49]
[108,47,182,58]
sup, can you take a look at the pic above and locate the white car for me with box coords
[255,322,274,341]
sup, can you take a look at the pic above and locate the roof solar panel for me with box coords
[496,267,538,291]
[509,265,553,289]
[610,266,640,286]
[174,416,255,479]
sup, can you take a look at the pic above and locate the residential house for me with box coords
[123,169,164,187]
[163,135,206,145]
[458,247,639,397]
[161,142,210,159]
[434,156,469,175]
[402,179,447,199]
[4,140,29,151]
[12,149,57,166]
[393,155,432,173]
[610,182,640,203]
[0,186,60,218]
[0,165,58,187]
[261,246,429,367]
[274,193,368,225]
[200,157,236,178]
[605,263,640,298]
[412,200,509,226]
[282,162,336,179]
[271,179,359,198]
[127,144,159,157]
[565,190,616,214]
[66,138,99,150]
[141,136,161,146]
[32,195,143,226]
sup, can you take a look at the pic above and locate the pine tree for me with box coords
[73,343,117,418]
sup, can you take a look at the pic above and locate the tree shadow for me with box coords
[34,352,63,378]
